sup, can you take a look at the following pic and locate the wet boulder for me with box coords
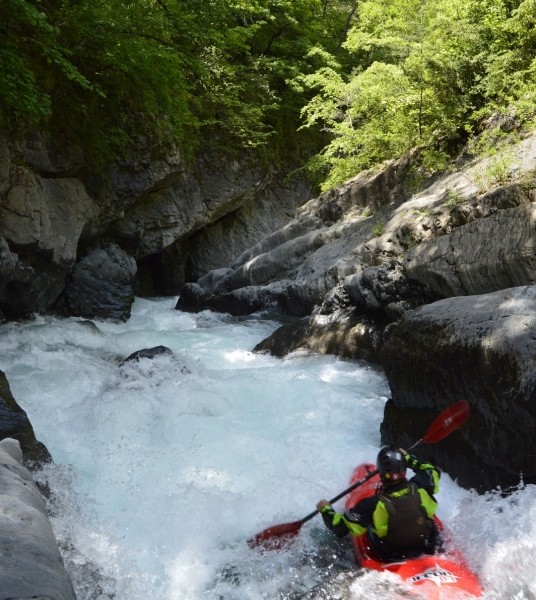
[59,244,137,321]
[254,309,387,362]
[121,345,174,364]
[0,370,51,465]
[380,285,536,492]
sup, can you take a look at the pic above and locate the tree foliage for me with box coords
[0,0,534,185]
[299,0,536,189]
[0,0,356,163]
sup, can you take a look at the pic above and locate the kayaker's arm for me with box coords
[404,452,441,495]
[318,504,353,537]
[317,497,377,537]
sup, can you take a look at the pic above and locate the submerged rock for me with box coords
[121,345,174,364]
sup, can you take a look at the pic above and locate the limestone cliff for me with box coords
[0,131,311,320]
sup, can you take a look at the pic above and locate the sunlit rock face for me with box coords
[380,285,536,493]
[404,194,536,297]
[176,152,416,316]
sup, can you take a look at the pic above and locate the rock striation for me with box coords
[0,126,536,496]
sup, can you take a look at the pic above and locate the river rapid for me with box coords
[0,297,535,600]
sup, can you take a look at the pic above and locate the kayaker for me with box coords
[316,446,441,561]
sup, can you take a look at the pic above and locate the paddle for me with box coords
[247,399,470,550]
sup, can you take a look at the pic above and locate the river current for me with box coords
[0,297,534,599]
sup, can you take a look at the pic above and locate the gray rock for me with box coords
[344,263,437,319]
[1,258,67,319]
[176,153,416,316]
[0,162,100,318]
[22,130,84,178]
[380,286,536,492]
[0,438,76,600]
[405,200,536,297]
[181,179,312,281]
[0,168,99,265]
[110,153,266,259]
[254,309,387,362]
[0,234,16,286]
[0,370,51,465]
[121,345,174,364]
[61,244,137,321]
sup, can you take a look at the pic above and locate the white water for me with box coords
[0,297,535,599]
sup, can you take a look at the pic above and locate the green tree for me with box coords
[0,0,90,126]
[475,0,536,120]
[299,0,535,189]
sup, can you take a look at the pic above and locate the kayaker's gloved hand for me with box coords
[317,499,331,512]
[401,449,421,470]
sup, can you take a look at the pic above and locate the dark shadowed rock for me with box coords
[120,345,192,374]
[0,370,51,465]
[60,244,137,321]
[254,309,387,362]
[380,286,536,492]
[23,130,84,178]
[176,282,315,317]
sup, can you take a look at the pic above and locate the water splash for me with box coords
[1,298,534,599]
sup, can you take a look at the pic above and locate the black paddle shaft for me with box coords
[299,465,380,525]
[299,438,427,525]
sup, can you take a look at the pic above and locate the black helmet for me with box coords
[377,445,406,484]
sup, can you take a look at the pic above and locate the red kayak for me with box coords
[345,464,483,598]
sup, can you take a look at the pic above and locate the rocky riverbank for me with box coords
[2,129,536,491]
[0,131,311,322]
[178,131,536,492]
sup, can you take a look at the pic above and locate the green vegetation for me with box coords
[445,189,466,206]
[298,0,536,189]
[413,208,431,217]
[473,151,516,189]
[372,220,385,236]
[1,0,535,184]
[0,0,359,164]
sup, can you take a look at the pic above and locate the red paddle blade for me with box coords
[422,399,470,444]
[247,519,303,550]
